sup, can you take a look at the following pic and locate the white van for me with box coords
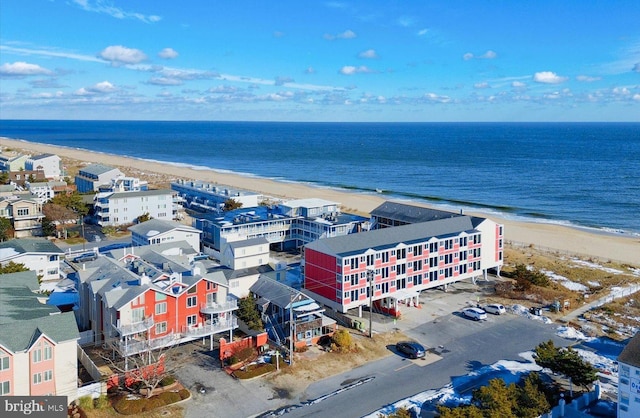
[485,304,506,315]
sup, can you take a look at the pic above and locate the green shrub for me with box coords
[76,396,94,410]
[178,388,191,400]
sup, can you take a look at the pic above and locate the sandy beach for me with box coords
[2,136,638,266]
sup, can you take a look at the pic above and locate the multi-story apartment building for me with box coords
[129,218,201,252]
[618,332,640,417]
[98,175,148,193]
[24,154,62,179]
[370,200,464,229]
[194,198,368,253]
[171,179,261,212]
[303,203,504,316]
[28,181,75,202]
[0,152,30,172]
[0,238,64,282]
[93,189,176,227]
[72,242,238,367]
[74,164,123,193]
[0,195,44,237]
[0,271,79,398]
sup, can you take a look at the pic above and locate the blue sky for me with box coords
[1,1,639,122]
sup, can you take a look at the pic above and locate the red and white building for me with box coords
[303,202,503,317]
[73,242,237,368]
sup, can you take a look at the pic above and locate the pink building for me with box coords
[0,271,79,398]
[303,203,503,317]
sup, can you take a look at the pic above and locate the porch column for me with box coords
[358,305,363,318]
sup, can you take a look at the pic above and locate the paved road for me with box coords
[276,314,569,418]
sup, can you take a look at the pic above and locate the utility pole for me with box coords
[289,293,294,366]
[367,269,374,338]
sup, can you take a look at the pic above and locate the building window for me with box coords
[0,381,9,395]
[155,292,167,301]
[187,296,197,308]
[44,370,53,382]
[33,373,42,385]
[17,208,29,216]
[0,353,9,371]
[44,345,52,361]
[32,348,42,363]
[156,322,167,335]
[155,302,167,315]
[187,315,197,327]
[187,286,197,294]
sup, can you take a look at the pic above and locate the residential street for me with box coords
[175,280,571,418]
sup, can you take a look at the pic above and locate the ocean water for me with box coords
[1,120,639,236]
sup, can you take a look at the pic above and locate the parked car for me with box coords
[462,307,487,321]
[485,304,506,315]
[396,341,426,359]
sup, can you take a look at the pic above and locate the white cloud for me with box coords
[358,49,378,59]
[576,75,601,82]
[417,29,429,36]
[305,67,316,74]
[480,50,497,59]
[74,80,116,96]
[148,77,182,86]
[71,0,161,24]
[339,65,374,75]
[463,53,474,61]
[397,16,415,27]
[633,94,640,101]
[324,30,357,40]
[0,61,52,76]
[533,71,568,84]
[512,81,527,88]
[99,45,147,65]
[158,48,178,59]
[0,45,105,63]
[474,82,490,89]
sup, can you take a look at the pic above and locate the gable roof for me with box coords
[0,271,79,352]
[250,275,308,309]
[0,238,63,260]
[305,216,478,258]
[228,237,269,250]
[618,332,640,368]
[129,218,200,237]
[371,201,464,224]
[29,154,59,161]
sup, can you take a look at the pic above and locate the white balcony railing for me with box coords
[200,298,238,314]
[116,333,178,357]
[181,317,238,338]
[115,317,154,336]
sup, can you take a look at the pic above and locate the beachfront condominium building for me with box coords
[194,198,368,254]
[71,242,238,366]
[0,238,64,282]
[129,218,201,252]
[370,201,465,230]
[0,152,30,172]
[24,154,62,179]
[171,179,262,212]
[0,271,79,398]
[98,175,148,193]
[303,202,504,316]
[618,331,640,417]
[74,164,124,193]
[93,189,176,227]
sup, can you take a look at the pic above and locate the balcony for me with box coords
[114,317,154,336]
[200,298,238,314]
[181,317,238,338]
[116,333,178,357]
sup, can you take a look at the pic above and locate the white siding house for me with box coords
[75,164,123,193]
[0,238,64,282]
[25,154,62,179]
[221,237,270,270]
[129,218,201,252]
[618,332,640,417]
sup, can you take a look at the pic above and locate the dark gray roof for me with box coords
[304,216,478,258]
[0,238,64,259]
[0,271,79,352]
[110,189,173,199]
[30,154,58,160]
[619,332,640,367]
[371,201,463,224]
[228,237,269,250]
[79,164,120,176]
[250,276,307,309]
[219,264,273,280]
[129,219,200,237]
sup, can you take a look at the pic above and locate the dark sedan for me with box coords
[396,341,426,359]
